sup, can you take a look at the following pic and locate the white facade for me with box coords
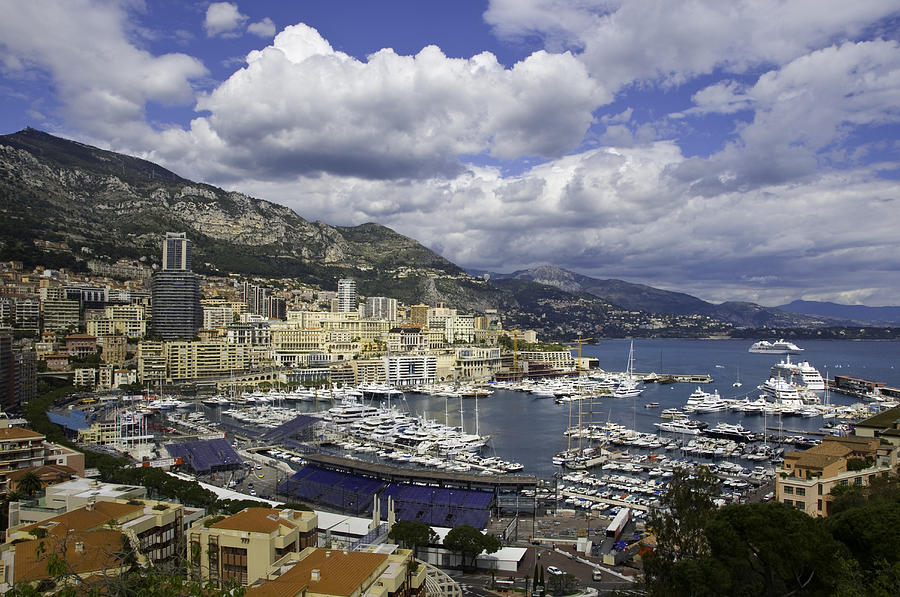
[383,355,437,387]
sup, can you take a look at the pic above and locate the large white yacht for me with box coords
[749,339,804,354]
[654,419,708,435]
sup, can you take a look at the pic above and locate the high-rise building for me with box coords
[162,232,191,271]
[364,296,397,321]
[337,279,357,313]
[151,233,202,340]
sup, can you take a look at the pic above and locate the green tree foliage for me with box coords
[16,470,43,498]
[443,524,501,570]
[642,469,900,597]
[703,502,845,596]
[387,521,438,559]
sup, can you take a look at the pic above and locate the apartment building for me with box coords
[776,435,898,517]
[189,507,318,587]
[165,341,251,381]
[0,418,46,496]
[2,498,187,592]
[85,304,147,338]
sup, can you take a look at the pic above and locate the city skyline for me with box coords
[1,1,900,306]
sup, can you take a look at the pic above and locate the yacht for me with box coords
[690,391,730,413]
[758,377,803,405]
[749,339,804,354]
[702,423,757,442]
[654,419,708,435]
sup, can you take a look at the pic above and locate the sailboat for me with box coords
[733,366,743,388]
[613,340,643,398]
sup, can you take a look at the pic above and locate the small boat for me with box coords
[644,402,660,408]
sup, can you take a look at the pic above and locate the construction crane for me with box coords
[573,337,593,371]
[511,328,520,373]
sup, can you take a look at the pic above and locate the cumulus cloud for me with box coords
[247,17,276,38]
[204,2,248,38]
[485,0,900,89]
[0,0,207,144]
[670,40,900,194]
[175,23,602,181]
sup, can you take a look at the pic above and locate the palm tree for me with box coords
[16,470,43,498]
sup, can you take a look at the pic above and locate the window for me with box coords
[817,499,822,511]
[221,547,248,585]
[783,486,794,494]
[796,487,806,496]
[783,499,793,506]
[854,477,863,485]
[818,485,823,495]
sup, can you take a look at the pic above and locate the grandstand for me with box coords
[165,438,243,474]
[279,464,495,528]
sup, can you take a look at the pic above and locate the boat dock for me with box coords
[633,372,714,384]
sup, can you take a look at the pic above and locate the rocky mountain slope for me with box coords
[0,128,499,308]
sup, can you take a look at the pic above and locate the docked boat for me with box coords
[612,340,644,398]
[770,355,825,390]
[654,419,708,435]
[702,423,757,442]
[749,339,804,354]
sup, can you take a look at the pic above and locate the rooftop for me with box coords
[855,405,900,430]
[246,548,389,597]
[209,507,299,534]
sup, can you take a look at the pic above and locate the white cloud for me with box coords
[670,40,900,194]
[174,23,602,181]
[247,17,276,38]
[204,2,247,38]
[0,0,207,144]
[485,0,900,89]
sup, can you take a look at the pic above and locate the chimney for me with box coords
[310,569,320,582]
[75,542,84,552]
[325,550,331,558]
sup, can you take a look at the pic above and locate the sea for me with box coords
[203,339,900,481]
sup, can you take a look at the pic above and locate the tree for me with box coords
[388,521,437,559]
[643,467,722,595]
[16,470,43,498]
[703,501,845,596]
[443,524,501,570]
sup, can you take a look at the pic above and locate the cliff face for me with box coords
[0,128,489,307]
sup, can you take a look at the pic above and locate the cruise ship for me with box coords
[749,339,804,354]
[770,355,825,390]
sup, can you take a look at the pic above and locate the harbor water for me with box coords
[201,339,900,480]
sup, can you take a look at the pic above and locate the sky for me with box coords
[2,1,900,307]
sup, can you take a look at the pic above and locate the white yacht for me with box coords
[749,339,804,354]
[690,391,730,413]
[654,419,708,435]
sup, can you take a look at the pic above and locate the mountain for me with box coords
[486,265,829,328]
[0,128,499,309]
[777,300,900,326]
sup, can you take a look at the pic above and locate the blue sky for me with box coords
[2,1,900,307]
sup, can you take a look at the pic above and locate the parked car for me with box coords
[547,566,562,575]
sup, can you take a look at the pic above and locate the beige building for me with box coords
[96,334,127,365]
[776,435,898,517]
[85,304,147,339]
[189,507,318,587]
[853,404,900,447]
[137,340,166,384]
[245,546,426,597]
[0,420,46,496]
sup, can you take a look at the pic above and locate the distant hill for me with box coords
[483,265,831,328]
[776,300,900,326]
